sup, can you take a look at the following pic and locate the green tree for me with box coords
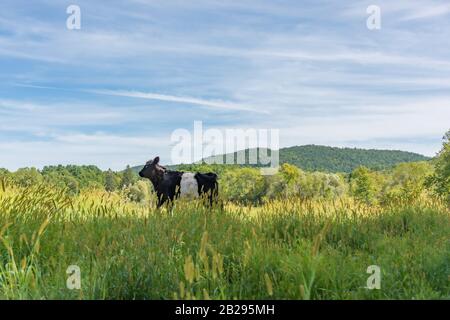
[296,172,346,200]
[252,164,348,201]
[123,180,151,203]
[0,168,9,180]
[279,163,300,186]
[64,176,80,195]
[41,165,104,190]
[121,165,137,189]
[265,164,301,200]
[221,168,266,204]
[264,174,288,200]
[350,166,377,204]
[427,130,450,201]
[382,161,433,204]
[105,169,118,192]
[13,168,43,188]
[0,168,10,188]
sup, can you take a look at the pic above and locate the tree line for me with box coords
[1,130,448,206]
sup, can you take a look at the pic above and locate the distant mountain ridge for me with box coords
[279,145,429,172]
[132,145,430,173]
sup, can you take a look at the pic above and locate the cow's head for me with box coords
[139,156,166,183]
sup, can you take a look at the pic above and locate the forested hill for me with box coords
[198,145,430,173]
[279,145,429,172]
[130,145,429,174]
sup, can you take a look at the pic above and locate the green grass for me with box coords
[0,183,449,299]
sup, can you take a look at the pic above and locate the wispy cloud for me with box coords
[400,3,450,21]
[0,132,171,171]
[0,0,449,169]
[89,89,268,113]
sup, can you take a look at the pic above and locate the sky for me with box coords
[0,0,449,170]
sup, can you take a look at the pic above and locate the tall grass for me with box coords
[0,182,449,299]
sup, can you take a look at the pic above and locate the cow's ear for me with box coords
[153,156,160,164]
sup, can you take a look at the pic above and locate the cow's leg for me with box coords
[197,186,213,208]
[202,188,215,208]
[209,183,219,207]
[198,188,210,208]
[167,201,175,216]
[156,198,163,209]
[208,189,214,207]
[156,198,163,208]
[156,193,162,208]
[209,196,213,207]
[167,192,177,215]
[156,193,168,209]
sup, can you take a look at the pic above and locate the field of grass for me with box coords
[0,182,449,300]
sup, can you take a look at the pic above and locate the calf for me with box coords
[138,156,219,208]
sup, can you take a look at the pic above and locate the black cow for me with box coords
[138,156,219,208]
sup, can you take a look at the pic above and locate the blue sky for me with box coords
[0,0,449,170]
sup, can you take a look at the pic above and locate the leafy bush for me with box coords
[426,130,450,203]
[381,162,433,205]
[350,166,381,204]
[221,167,266,204]
[265,164,347,201]
[122,180,152,203]
[12,168,43,188]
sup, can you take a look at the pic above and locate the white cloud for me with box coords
[401,4,450,21]
[342,0,450,21]
[1,0,449,169]
[89,89,268,113]
[0,133,170,171]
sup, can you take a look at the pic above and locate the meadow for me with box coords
[0,181,448,300]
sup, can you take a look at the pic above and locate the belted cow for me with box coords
[139,156,219,208]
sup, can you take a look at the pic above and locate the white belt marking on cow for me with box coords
[180,173,199,198]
